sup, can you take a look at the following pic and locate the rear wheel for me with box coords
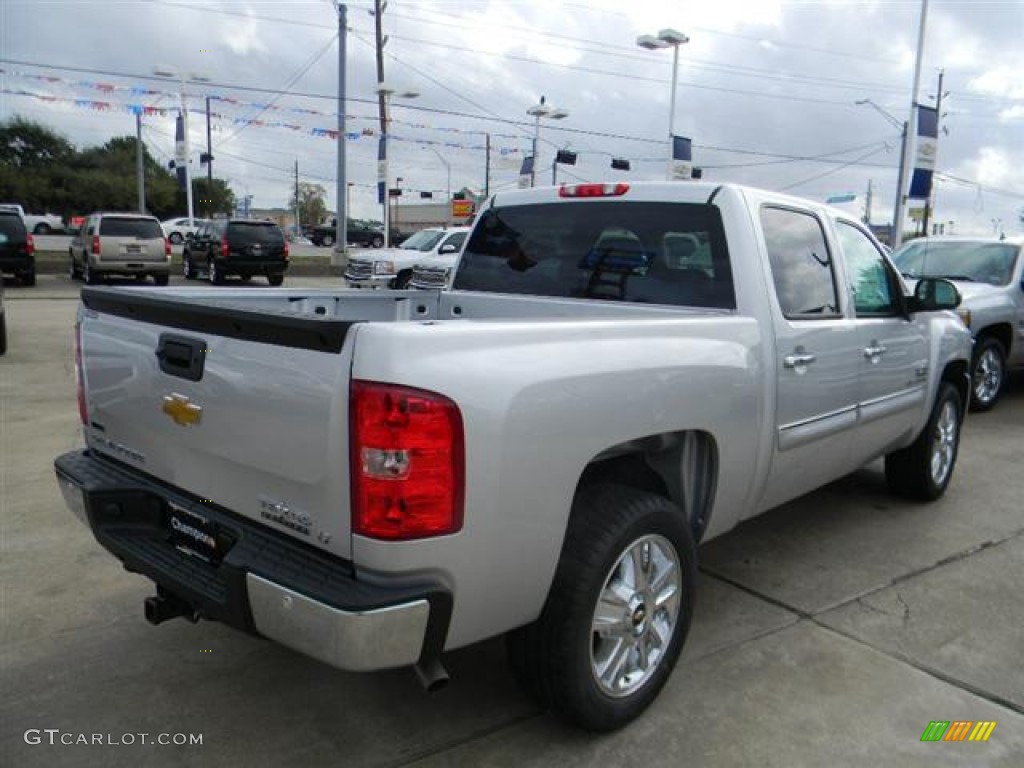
[34,223,51,235]
[267,273,284,287]
[182,255,195,280]
[969,337,1005,412]
[69,256,80,281]
[209,259,224,285]
[239,274,252,282]
[0,312,7,355]
[322,233,335,247]
[169,232,184,245]
[885,382,962,501]
[153,273,170,286]
[507,484,696,732]
[84,261,101,285]
[20,269,36,287]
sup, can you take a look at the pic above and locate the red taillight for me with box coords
[283,240,290,260]
[164,237,171,257]
[350,380,464,540]
[26,233,35,255]
[558,183,630,198]
[220,236,229,258]
[74,323,89,426]
[91,235,100,255]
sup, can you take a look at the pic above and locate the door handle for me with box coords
[783,353,817,369]
[863,344,888,359]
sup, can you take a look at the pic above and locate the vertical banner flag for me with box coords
[671,136,693,181]
[377,135,387,205]
[174,113,187,190]
[518,155,534,189]
[909,104,938,200]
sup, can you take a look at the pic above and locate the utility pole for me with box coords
[894,0,930,248]
[922,68,945,237]
[374,0,388,244]
[135,112,145,213]
[205,96,213,217]
[864,179,873,225]
[333,2,347,265]
[294,160,300,237]
[484,132,491,198]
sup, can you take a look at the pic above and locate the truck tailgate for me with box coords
[78,288,359,560]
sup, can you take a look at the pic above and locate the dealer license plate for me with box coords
[166,502,222,563]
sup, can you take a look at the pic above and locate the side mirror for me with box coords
[439,244,458,254]
[908,277,961,313]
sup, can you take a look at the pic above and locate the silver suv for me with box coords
[69,213,171,285]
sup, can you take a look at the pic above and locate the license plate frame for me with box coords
[166,502,223,564]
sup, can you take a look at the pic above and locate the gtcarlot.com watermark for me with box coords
[24,729,203,746]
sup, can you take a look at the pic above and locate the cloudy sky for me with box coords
[1,0,1021,235]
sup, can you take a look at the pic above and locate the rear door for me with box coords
[834,219,928,461]
[99,216,166,262]
[757,205,861,512]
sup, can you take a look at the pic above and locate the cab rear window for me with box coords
[100,217,163,238]
[453,201,735,309]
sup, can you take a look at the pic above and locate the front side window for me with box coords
[760,206,840,318]
[835,221,898,315]
[453,201,735,309]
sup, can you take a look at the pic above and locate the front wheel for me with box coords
[885,382,962,501]
[153,273,169,286]
[507,484,696,732]
[322,233,335,247]
[267,273,284,287]
[969,337,1005,412]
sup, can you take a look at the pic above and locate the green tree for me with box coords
[293,181,327,228]
[192,177,236,218]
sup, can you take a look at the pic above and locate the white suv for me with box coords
[344,226,470,289]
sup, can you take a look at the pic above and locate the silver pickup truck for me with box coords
[891,236,1024,411]
[55,182,971,732]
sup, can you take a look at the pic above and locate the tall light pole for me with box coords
[526,96,569,187]
[637,29,689,180]
[895,0,931,247]
[425,147,451,226]
[153,68,210,225]
[376,83,418,247]
[332,1,347,265]
[856,99,908,246]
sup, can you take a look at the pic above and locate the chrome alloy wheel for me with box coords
[590,534,681,698]
[929,398,959,487]
[972,347,1003,406]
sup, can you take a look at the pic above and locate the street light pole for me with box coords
[154,68,210,225]
[526,97,569,187]
[637,29,689,180]
[333,1,347,265]
[895,0,930,247]
[376,83,419,246]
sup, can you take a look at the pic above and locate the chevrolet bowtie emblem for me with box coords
[162,393,203,427]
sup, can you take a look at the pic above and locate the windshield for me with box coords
[453,201,735,309]
[400,230,447,252]
[891,240,1019,286]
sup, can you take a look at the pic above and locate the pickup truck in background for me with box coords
[345,226,471,289]
[55,182,970,732]
[0,203,66,234]
[891,236,1024,411]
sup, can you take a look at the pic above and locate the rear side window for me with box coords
[0,213,27,240]
[760,206,840,318]
[227,222,284,245]
[453,201,735,309]
[100,217,163,239]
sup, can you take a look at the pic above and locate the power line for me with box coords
[779,146,890,192]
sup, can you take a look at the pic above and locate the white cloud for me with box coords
[223,15,268,56]
[968,66,1024,101]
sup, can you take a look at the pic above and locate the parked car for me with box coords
[182,218,289,286]
[56,181,970,732]
[69,213,171,285]
[0,208,36,286]
[345,226,471,289]
[0,277,6,355]
[162,217,205,245]
[311,219,386,249]
[891,236,1024,411]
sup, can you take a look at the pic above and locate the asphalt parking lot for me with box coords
[2,275,1022,767]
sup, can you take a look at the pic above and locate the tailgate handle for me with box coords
[156,334,206,382]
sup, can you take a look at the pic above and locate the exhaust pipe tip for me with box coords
[414,658,450,693]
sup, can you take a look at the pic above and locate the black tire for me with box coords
[84,262,100,286]
[20,270,36,287]
[34,223,51,235]
[182,255,195,280]
[169,232,184,245]
[885,382,963,501]
[371,235,384,249]
[267,273,284,287]
[507,484,696,732]
[209,259,224,285]
[0,312,7,356]
[322,233,335,247]
[153,273,169,286]
[69,257,80,281]
[968,336,1005,412]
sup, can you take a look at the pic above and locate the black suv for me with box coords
[0,210,36,286]
[183,219,289,286]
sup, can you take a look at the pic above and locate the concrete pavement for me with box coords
[2,275,1022,767]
